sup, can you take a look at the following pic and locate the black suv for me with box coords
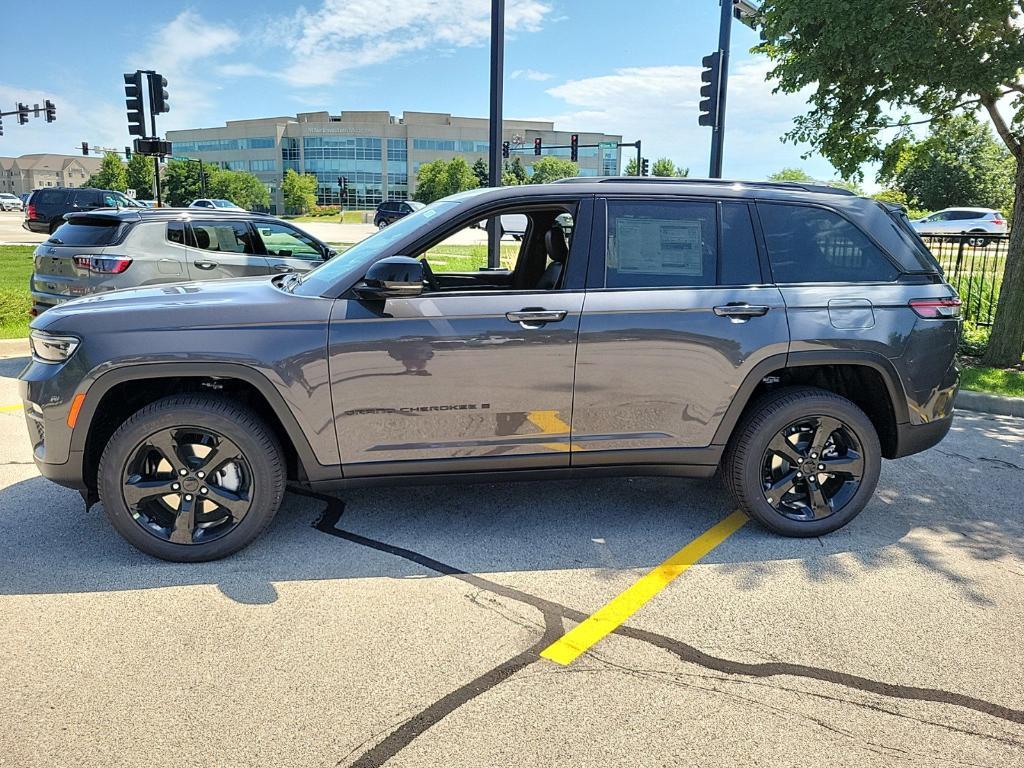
[374,199,424,228]
[24,187,143,234]
[20,179,960,561]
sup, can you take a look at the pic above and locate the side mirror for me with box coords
[325,248,339,259]
[356,256,424,299]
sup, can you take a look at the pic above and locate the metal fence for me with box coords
[919,233,1010,325]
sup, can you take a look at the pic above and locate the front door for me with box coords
[186,219,270,280]
[572,197,790,465]
[251,221,326,275]
[328,201,590,476]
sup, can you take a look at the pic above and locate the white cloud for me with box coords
[540,59,843,180]
[0,82,126,158]
[511,69,554,82]
[263,0,552,87]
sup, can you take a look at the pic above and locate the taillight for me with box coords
[26,203,36,219]
[992,218,1005,226]
[910,297,961,319]
[73,255,132,274]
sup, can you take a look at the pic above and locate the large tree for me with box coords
[502,157,528,186]
[528,156,578,184]
[652,157,689,177]
[87,152,127,192]
[281,169,318,214]
[162,159,209,206]
[879,113,1016,214]
[210,169,270,211]
[413,157,478,203]
[471,157,490,188]
[768,167,814,182]
[125,153,155,199]
[757,0,1024,366]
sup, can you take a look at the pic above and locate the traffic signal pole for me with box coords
[709,0,733,178]
[486,0,505,269]
[150,106,162,207]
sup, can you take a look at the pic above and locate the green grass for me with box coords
[961,366,1024,399]
[289,210,366,224]
[0,245,34,339]
[423,243,520,272]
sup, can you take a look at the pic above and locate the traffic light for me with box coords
[641,158,650,177]
[148,73,169,114]
[81,142,89,156]
[533,137,542,156]
[340,176,348,192]
[502,141,510,159]
[133,138,172,156]
[570,134,579,162]
[44,99,56,123]
[125,145,132,161]
[17,103,28,125]
[0,116,4,137]
[124,71,146,136]
[698,52,721,128]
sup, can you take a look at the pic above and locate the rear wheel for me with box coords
[98,394,285,561]
[723,387,881,537]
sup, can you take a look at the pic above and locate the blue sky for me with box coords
[0,0,851,182]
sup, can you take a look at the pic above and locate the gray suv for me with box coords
[30,209,337,315]
[19,179,961,561]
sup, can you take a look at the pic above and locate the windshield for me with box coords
[292,197,465,297]
[213,199,237,208]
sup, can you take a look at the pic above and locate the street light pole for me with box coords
[487,0,505,269]
[709,0,734,178]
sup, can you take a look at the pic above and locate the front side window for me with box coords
[604,200,718,288]
[189,221,257,254]
[759,203,899,283]
[255,222,323,259]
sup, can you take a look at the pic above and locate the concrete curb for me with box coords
[955,389,1024,418]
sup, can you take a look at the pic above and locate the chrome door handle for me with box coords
[505,309,568,327]
[193,261,217,270]
[713,304,769,319]
[270,263,294,273]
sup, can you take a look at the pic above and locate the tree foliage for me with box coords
[281,169,318,214]
[87,152,127,192]
[768,167,814,182]
[472,157,490,188]
[161,160,205,207]
[623,157,639,176]
[125,154,155,199]
[210,169,270,211]
[413,157,479,203]
[757,0,1024,365]
[651,157,683,177]
[502,157,528,186]
[528,156,578,184]
[879,114,1015,215]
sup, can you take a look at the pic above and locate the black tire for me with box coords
[722,387,881,537]
[98,394,286,562]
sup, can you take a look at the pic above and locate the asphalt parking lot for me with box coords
[1,350,1023,767]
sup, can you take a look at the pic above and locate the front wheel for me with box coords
[98,394,286,561]
[723,387,881,537]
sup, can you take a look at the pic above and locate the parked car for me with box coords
[189,198,244,211]
[23,187,144,234]
[374,199,424,228]
[911,208,1007,241]
[135,199,156,208]
[29,208,337,315]
[20,178,960,561]
[0,192,24,211]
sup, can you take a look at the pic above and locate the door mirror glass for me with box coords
[357,256,424,299]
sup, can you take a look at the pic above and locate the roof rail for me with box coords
[549,176,857,196]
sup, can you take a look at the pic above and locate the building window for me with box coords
[387,138,408,161]
[171,136,275,153]
[412,138,489,153]
[303,136,381,160]
[249,159,276,172]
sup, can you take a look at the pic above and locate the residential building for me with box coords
[0,154,103,197]
[168,111,623,212]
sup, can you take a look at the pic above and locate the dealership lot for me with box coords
[1,351,1023,767]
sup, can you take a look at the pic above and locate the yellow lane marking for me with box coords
[540,510,749,665]
[527,409,571,453]
[0,403,23,413]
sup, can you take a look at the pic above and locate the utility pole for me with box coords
[487,0,505,269]
[709,0,733,178]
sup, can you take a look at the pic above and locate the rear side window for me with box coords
[49,218,123,246]
[167,221,196,247]
[34,189,65,205]
[605,200,718,288]
[190,220,257,253]
[720,202,761,285]
[758,203,899,283]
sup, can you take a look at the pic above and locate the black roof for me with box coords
[65,207,279,223]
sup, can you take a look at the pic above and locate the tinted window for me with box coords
[605,200,717,288]
[49,218,123,246]
[74,190,100,206]
[189,221,257,253]
[254,222,323,259]
[720,202,761,285]
[949,210,980,221]
[34,189,65,205]
[167,221,195,247]
[759,204,899,283]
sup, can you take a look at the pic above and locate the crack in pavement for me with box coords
[293,488,1024,767]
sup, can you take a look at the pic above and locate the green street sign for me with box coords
[172,156,193,162]
[599,141,618,150]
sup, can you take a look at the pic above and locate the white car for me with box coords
[189,198,245,211]
[0,193,24,212]
[911,208,1008,237]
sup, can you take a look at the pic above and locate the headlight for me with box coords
[29,330,80,364]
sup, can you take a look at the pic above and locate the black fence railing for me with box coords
[918,232,1010,325]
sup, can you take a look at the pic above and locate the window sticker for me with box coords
[614,217,703,275]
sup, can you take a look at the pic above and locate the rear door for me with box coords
[251,221,326,274]
[572,197,790,466]
[185,219,270,280]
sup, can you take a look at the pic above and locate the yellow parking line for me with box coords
[527,409,571,453]
[0,403,22,413]
[540,510,749,665]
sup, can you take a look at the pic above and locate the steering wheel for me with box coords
[419,258,441,292]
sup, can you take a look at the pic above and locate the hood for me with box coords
[32,276,331,335]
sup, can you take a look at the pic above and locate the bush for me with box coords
[959,322,991,358]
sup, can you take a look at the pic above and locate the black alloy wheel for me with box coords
[761,415,865,522]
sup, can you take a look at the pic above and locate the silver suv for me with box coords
[30,209,337,314]
[0,192,24,211]
[911,208,1008,236]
